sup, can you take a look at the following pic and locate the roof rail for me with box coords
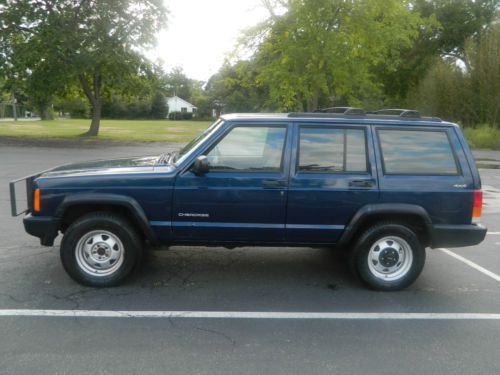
[313,107,365,115]
[289,112,365,118]
[370,109,421,118]
[288,112,442,122]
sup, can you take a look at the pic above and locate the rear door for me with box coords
[286,123,379,244]
[172,122,291,243]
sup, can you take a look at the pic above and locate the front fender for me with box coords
[55,193,158,245]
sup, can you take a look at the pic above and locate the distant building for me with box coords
[166,95,197,116]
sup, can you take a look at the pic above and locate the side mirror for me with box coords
[191,155,209,176]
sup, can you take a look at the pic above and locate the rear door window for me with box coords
[378,129,458,175]
[298,127,367,173]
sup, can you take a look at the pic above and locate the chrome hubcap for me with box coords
[367,236,413,281]
[75,230,124,277]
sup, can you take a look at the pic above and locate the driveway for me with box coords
[0,143,499,375]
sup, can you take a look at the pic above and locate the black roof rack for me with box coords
[313,107,365,115]
[368,109,421,118]
[288,108,442,122]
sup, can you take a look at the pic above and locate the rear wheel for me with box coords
[351,223,425,291]
[60,212,142,287]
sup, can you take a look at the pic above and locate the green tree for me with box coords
[164,67,192,100]
[409,59,469,123]
[205,60,268,114]
[380,0,498,104]
[0,25,66,119]
[410,25,500,127]
[243,0,426,111]
[100,61,167,119]
[469,24,500,127]
[150,92,168,119]
[0,0,167,135]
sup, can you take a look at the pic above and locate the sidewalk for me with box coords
[0,117,41,122]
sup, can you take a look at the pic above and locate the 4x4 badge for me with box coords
[453,184,467,188]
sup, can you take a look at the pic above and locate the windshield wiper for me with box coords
[169,152,178,164]
[157,153,171,165]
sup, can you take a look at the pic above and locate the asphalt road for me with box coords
[0,143,499,375]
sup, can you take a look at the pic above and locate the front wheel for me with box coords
[60,212,142,287]
[351,223,426,291]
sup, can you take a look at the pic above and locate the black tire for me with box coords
[60,212,142,287]
[350,222,425,291]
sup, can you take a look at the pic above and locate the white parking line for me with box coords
[438,248,500,283]
[487,232,500,235]
[0,309,499,320]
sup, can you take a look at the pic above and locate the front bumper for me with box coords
[430,223,487,248]
[23,214,60,246]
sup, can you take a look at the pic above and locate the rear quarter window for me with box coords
[378,129,459,175]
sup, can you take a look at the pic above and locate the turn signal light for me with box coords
[472,189,482,223]
[34,188,41,212]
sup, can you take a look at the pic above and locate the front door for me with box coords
[173,123,290,243]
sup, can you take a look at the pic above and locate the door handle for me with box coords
[349,179,375,188]
[263,179,287,188]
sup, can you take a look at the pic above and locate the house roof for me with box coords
[166,95,197,108]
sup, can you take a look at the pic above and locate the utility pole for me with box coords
[213,99,225,119]
[12,95,17,122]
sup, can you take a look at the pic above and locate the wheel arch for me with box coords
[55,193,158,245]
[338,203,433,249]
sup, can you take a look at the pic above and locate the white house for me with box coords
[166,95,197,115]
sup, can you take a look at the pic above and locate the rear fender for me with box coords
[338,203,432,248]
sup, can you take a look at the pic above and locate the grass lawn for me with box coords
[0,118,212,142]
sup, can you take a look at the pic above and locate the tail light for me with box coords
[472,189,482,223]
[34,188,41,213]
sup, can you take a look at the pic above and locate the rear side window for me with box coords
[378,129,458,175]
[298,127,367,173]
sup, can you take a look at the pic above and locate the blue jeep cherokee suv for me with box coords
[10,109,487,290]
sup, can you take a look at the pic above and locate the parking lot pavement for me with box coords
[0,144,500,374]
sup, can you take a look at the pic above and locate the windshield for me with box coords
[174,119,223,165]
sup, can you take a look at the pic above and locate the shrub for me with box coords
[102,95,128,118]
[61,97,89,118]
[127,99,151,119]
[168,111,193,120]
[463,125,500,150]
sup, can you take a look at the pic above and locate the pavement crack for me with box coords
[46,288,93,310]
[196,326,236,349]
[0,292,25,304]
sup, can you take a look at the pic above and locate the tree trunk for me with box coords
[78,73,102,136]
[306,91,319,112]
[38,103,54,120]
[12,95,17,121]
[87,101,101,136]
[306,100,313,112]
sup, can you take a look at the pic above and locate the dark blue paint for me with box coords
[30,114,481,247]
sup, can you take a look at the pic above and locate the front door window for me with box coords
[206,126,287,172]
